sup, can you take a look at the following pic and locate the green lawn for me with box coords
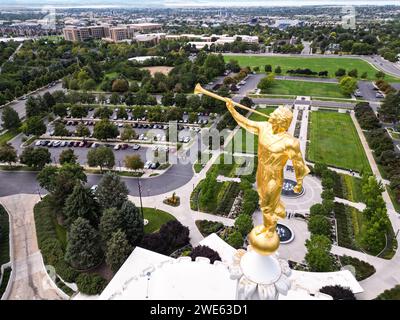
[223,55,400,82]
[227,107,276,154]
[308,111,371,173]
[341,174,365,203]
[143,207,176,234]
[264,80,348,99]
[0,129,20,145]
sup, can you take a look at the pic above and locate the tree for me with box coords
[379,92,400,123]
[22,116,46,136]
[361,72,368,79]
[257,73,275,92]
[120,124,135,141]
[94,107,113,119]
[109,92,120,104]
[112,79,129,92]
[339,76,358,96]
[20,147,51,169]
[234,214,253,236]
[1,106,21,130]
[124,154,144,171]
[348,69,358,78]
[59,148,77,165]
[117,107,128,119]
[63,183,101,227]
[95,172,128,209]
[119,200,144,245]
[161,91,175,106]
[70,105,88,119]
[274,66,282,74]
[75,123,90,137]
[64,217,103,270]
[159,220,190,252]
[93,119,118,140]
[308,215,332,237]
[264,64,272,72]
[87,146,115,172]
[376,71,385,80]
[226,230,244,249]
[190,245,221,264]
[37,163,87,207]
[319,285,356,300]
[335,68,346,77]
[239,97,254,108]
[106,230,133,272]
[305,234,334,272]
[0,143,17,165]
[53,121,69,137]
[174,93,187,108]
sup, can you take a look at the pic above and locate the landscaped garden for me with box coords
[142,207,176,234]
[223,55,400,81]
[307,111,371,173]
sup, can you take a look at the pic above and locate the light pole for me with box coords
[136,177,144,220]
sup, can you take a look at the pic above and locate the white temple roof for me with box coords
[95,234,363,300]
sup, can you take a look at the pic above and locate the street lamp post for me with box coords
[136,177,144,220]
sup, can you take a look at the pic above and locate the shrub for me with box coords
[339,255,376,281]
[234,214,253,236]
[225,230,244,249]
[196,220,224,237]
[376,285,400,300]
[76,273,107,295]
[190,245,221,264]
[319,285,356,300]
[308,215,332,237]
[55,261,79,283]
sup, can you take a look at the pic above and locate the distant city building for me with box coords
[62,23,162,42]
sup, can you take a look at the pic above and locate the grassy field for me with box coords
[143,207,176,234]
[263,80,348,99]
[0,129,20,145]
[227,107,276,154]
[341,174,365,203]
[308,111,371,173]
[223,55,400,82]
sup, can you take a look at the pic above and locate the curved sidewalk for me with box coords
[0,194,65,300]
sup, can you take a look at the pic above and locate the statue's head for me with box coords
[268,106,293,134]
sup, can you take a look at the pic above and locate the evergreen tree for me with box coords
[65,218,103,270]
[64,183,101,227]
[95,172,128,209]
[119,200,144,245]
[1,106,21,130]
[106,230,133,273]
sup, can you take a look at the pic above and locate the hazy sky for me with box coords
[1,0,399,8]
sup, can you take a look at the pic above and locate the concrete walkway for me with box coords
[0,194,65,300]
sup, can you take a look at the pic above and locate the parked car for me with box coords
[183,137,191,143]
[86,142,93,148]
[92,142,99,148]
[73,141,80,147]
[53,141,61,147]
[60,141,67,147]
[376,92,384,98]
[79,141,86,147]
[114,144,121,150]
[144,160,152,169]
[132,144,140,150]
[90,185,98,194]
[35,140,42,146]
[121,144,129,150]
[47,141,54,147]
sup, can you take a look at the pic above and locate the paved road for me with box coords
[0,194,65,300]
[0,82,64,130]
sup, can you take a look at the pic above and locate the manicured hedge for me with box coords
[76,273,107,295]
[195,220,224,237]
[333,202,356,250]
[339,255,376,281]
[376,285,400,300]
[0,205,10,266]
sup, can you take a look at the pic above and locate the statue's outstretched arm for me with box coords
[225,99,260,135]
[288,139,310,193]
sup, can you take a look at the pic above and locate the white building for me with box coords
[94,234,363,301]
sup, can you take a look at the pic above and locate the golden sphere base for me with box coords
[248,225,280,256]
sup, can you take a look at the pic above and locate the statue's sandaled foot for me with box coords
[248,224,280,256]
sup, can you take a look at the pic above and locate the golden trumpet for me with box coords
[194,83,270,119]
